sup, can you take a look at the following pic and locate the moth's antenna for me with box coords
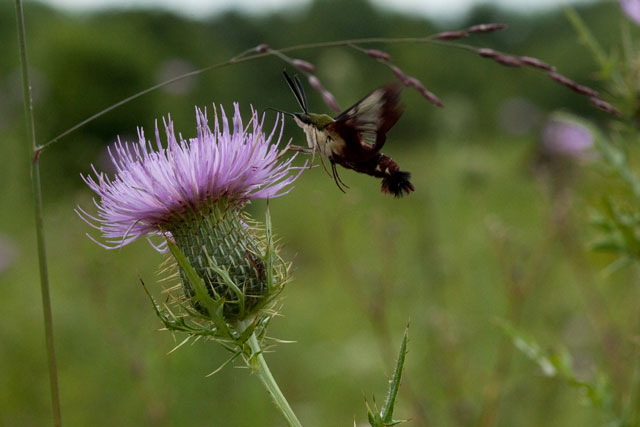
[293,74,308,113]
[283,71,308,113]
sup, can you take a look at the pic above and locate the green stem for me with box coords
[242,322,301,427]
[14,1,62,426]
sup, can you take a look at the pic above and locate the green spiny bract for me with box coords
[164,202,287,325]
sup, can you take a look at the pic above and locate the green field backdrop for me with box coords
[1,1,638,426]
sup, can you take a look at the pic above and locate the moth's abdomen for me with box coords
[381,170,414,197]
[376,154,414,197]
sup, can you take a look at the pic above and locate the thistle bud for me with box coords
[169,204,275,320]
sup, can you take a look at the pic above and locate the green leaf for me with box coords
[601,199,640,258]
[366,325,409,426]
[497,320,620,424]
[139,275,223,337]
[380,326,408,424]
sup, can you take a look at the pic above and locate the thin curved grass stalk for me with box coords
[38,23,616,153]
[14,0,62,425]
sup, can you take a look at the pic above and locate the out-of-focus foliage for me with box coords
[1,0,631,193]
[3,0,639,426]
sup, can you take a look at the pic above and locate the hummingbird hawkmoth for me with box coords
[282,71,414,197]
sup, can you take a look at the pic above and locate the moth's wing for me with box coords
[330,84,404,153]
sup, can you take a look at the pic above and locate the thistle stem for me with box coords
[242,322,301,427]
[14,1,62,425]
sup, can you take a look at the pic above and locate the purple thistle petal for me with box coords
[79,104,302,249]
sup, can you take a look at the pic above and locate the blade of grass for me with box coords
[14,1,62,425]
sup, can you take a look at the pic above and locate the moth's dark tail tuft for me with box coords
[381,171,415,198]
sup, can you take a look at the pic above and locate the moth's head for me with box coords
[293,113,311,128]
[284,71,334,130]
[293,112,333,131]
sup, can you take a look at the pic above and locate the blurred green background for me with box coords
[2,0,638,425]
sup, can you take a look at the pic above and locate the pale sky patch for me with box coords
[37,0,595,21]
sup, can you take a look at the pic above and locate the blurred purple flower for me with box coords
[620,0,640,25]
[77,104,302,249]
[541,117,594,160]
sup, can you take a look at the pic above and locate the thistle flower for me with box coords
[78,104,302,322]
[79,105,304,424]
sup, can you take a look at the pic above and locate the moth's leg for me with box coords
[331,162,348,193]
[310,129,319,166]
[286,145,315,154]
[331,162,350,189]
[312,136,334,178]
